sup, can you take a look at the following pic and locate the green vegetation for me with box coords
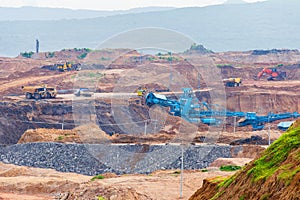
[77,52,88,59]
[218,174,236,189]
[203,173,239,199]
[75,71,104,85]
[216,64,232,68]
[206,122,300,200]
[71,75,76,79]
[97,196,106,200]
[155,52,179,61]
[276,63,284,67]
[201,169,208,172]
[46,52,55,58]
[271,63,283,68]
[88,72,105,79]
[146,57,156,61]
[167,56,178,62]
[89,72,96,78]
[220,165,242,172]
[101,57,110,61]
[170,170,181,177]
[61,48,92,53]
[91,174,105,181]
[247,125,300,182]
[210,176,227,183]
[57,135,64,140]
[188,43,213,54]
[20,51,34,58]
[260,193,270,200]
[210,190,225,200]
[278,164,300,186]
[74,47,92,52]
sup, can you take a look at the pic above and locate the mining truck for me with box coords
[223,78,242,87]
[22,85,57,99]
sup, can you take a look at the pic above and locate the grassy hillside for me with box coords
[190,119,300,200]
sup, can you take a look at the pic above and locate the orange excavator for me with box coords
[256,68,286,81]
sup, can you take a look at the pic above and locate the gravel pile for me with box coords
[0,143,232,175]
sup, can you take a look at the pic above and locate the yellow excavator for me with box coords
[129,87,148,104]
[57,62,74,72]
[136,87,147,96]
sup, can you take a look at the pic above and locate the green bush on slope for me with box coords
[247,125,300,181]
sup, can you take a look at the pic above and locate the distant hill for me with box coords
[1,0,300,57]
[224,0,247,4]
[0,6,175,21]
[189,119,300,200]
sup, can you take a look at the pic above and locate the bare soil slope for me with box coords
[189,119,300,200]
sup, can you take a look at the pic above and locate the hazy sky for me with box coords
[0,0,265,10]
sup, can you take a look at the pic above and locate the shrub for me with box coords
[91,174,105,181]
[74,48,92,52]
[20,51,34,58]
[260,193,270,200]
[101,57,110,61]
[97,196,106,200]
[77,52,88,59]
[46,52,55,58]
[277,63,284,67]
[217,64,232,68]
[167,57,173,62]
[220,165,242,172]
[189,43,213,53]
[146,57,155,61]
[57,136,64,140]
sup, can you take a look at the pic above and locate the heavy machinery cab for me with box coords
[136,87,147,96]
[45,87,57,98]
[257,67,286,81]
